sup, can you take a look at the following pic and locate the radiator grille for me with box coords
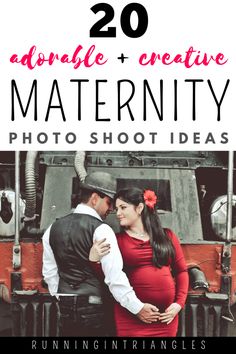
[12,295,60,337]
[11,294,229,337]
[178,296,229,337]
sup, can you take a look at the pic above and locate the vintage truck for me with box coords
[0,151,235,336]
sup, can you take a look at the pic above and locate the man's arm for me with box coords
[94,224,159,322]
[42,225,59,297]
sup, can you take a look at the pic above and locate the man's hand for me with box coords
[137,303,160,323]
[159,303,181,324]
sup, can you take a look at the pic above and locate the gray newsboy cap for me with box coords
[80,171,117,199]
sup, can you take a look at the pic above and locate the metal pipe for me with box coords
[188,266,209,290]
[13,151,21,269]
[74,151,87,182]
[226,151,234,241]
[14,151,20,246]
[25,151,38,219]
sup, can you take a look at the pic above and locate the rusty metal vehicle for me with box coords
[0,151,235,336]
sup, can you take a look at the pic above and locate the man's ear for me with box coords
[91,192,100,206]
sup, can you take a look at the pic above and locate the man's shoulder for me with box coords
[50,213,103,234]
[96,222,114,233]
[53,212,73,221]
[53,212,101,223]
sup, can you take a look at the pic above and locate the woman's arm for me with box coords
[159,229,189,324]
[169,230,189,308]
[164,229,189,308]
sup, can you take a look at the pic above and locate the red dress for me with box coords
[114,229,189,337]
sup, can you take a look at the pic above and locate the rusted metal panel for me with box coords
[40,166,76,230]
[0,242,46,300]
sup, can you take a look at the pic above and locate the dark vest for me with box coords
[49,213,104,296]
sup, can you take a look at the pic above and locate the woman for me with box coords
[89,187,189,337]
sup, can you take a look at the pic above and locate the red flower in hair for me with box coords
[143,190,157,209]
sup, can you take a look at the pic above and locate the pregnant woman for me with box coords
[89,187,189,336]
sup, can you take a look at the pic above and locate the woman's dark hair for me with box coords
[114,187,175,268]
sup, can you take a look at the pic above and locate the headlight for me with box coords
[210,195,236,241]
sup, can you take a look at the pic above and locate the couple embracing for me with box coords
[43,171,188,337]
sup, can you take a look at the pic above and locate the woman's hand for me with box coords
[159,303,181,324]
[89,238,111,262]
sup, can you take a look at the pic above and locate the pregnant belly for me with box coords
[128,266,176,311]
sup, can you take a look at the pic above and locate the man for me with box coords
[42,171,159,336]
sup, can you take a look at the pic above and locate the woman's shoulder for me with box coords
[115,231,129,245]
[116,231,127,238]
[164,227,174,236]
[164,228,179,242]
